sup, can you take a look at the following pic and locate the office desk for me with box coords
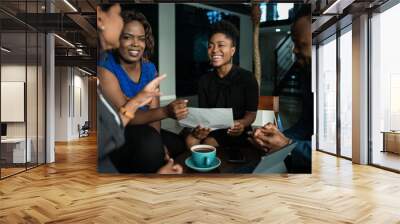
[1,138,32,163]
[382,131,400,154]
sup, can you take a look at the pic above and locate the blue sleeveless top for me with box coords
[98,52,157,110]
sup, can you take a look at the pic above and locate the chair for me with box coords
[256,96,283,130]
[78,121,90,138]
[258,96,279,112]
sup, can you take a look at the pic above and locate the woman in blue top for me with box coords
[98,10,188,171]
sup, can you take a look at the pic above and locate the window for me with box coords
[339,28,352,158]
[370,3,400,171]
[260,3,294,22]
[317,36,337,154]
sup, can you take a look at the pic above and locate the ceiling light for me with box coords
[322,0,354,15]
[54,34,75,48]
[1,47,11,53]
[276,28,281,32]
[323,0,341,14]
[63,0,78,12]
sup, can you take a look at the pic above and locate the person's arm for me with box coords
[198,77,208,108]
[145,69,161,131]
[228,73,259,136]
[185,126,211,148]
[128,99,188,125]
[148,95,161,132]
[98,67,128,109]
[99,68,165,126]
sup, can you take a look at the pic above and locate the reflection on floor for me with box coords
[0,135,400,223]
[0,163,42,178]
[1,167,25,178]
[373,150,400,171]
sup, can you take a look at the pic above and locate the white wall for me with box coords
[159,4,176,101]
[54,67,89,141]
[1,65,40,137]
[1,64,45,163]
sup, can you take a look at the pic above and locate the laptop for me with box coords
[252,142,297,174]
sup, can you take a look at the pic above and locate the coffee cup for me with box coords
[190,144,216,168]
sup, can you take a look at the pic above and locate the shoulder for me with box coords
[235,66,257,84]
[198,70,214,86]
[142,61,156,72]
[98,51,116,68]
[142,61,157,78]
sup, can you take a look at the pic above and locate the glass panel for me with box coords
[1,6,28,177]
[317,36,337,154]
[371,4,400,171]
[26,0,39,169]
[260,3,294,22]
[339,29,352,158]
[27,31,38,169]
[38,32,45,165]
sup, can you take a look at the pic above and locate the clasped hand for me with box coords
[249,123,291,153]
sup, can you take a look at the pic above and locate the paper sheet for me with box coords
[252,110,276,127]
[178,107,234,130]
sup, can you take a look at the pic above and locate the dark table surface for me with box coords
[175,145,263,174]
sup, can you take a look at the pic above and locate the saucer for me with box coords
[185,157,221,172]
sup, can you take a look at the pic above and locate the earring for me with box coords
[99,26,105,31]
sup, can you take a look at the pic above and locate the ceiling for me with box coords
[0,0,97,71]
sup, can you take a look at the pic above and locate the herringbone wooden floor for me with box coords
[1,135,400,224]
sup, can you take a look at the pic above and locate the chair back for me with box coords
[258,96,279,112]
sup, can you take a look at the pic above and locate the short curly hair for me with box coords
[208,20,239,47]
[121,10,154,60]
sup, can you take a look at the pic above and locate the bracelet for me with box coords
[119,106,134,120]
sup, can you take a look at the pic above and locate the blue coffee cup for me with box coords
[190,144,216,168]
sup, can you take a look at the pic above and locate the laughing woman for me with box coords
[185,20,259,149]
[98,10,188,172]
[97,4,182,174]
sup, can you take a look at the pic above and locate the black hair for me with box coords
[99,4,115,12]
[208,20,239,47]
[121,10,155,60]
[293,4,311,22]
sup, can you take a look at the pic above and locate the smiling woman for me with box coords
[185,20,259,152]
[97,9,189,173]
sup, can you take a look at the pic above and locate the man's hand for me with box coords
[249,123,291,153]
[164,99,189,120]
[227,120,245,136]
[157,159,183,174]
[192,125,211,140]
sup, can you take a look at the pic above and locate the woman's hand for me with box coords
[227,120,245,136]
[157,159,183,174]
[125,74,167,110]
[143,74,166,93]
[191,125,211,140]
[164,99,189,120]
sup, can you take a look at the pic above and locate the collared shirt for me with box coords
[198,65,259,120]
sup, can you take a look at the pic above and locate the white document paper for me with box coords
[178,107,234,130]
[252,110,276,127]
